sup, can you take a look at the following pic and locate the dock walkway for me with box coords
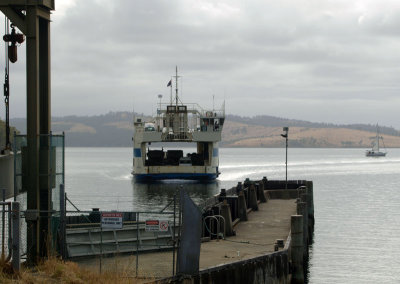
[75,199,296,280]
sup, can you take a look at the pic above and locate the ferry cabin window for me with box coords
[178,106,187,112]
[145,125,155,131]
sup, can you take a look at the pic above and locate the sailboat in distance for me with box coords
[365,124,387,157]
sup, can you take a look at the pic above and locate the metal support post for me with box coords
[281,127,289,190]
[285,136,288,189]
[13,132,17,201]
[25,4,41,265]
[172,194,176,276]
[59,184,66,259]
[100,226,103,273]
[4,65,10,150]
[1,189,5,260]
[0,0,54,265]
[12,202,20,271]
[136,212,139,277]
[176,187,183,273]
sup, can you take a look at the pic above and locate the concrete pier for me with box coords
[77,198,297,282]
[75,178,314,283]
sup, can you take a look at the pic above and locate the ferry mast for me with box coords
[174,66,180,107]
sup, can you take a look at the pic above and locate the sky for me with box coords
[1,0,400,128]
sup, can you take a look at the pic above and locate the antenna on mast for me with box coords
[213,94,215,112]
[175,66,179,107]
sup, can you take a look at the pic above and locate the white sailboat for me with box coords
[365,124,387,157]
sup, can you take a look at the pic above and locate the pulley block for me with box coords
[3,25,25,63]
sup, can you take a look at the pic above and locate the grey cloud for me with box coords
[1,0,400,128]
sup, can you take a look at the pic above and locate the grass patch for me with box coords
[0,257,146,283]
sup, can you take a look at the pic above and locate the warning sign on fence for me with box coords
[101,212,123,229]
[145,219,169,232]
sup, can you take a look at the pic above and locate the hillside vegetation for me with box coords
[9,112,400,147]
[222,121,400,147]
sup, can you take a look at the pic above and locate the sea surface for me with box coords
[65,147,400,283]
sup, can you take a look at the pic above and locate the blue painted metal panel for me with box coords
[178,191,202,274]
[134,148,141,157]
[134,173,217,181]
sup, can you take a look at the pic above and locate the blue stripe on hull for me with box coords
[134,173,217,181]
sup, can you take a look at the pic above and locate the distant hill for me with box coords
[9,112,400,147]
[226,114,400,137]
[10,112,135,147]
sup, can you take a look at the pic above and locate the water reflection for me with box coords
[131,179,220,211]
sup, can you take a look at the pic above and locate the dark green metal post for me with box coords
[0,0,54,265]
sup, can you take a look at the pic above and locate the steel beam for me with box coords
[0,7,26,34]
[0,0,53,264]
[38,15,51,259]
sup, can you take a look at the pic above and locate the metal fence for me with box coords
[61,193,180,278]
[0,190,180,279]
[0,200,11,262]
[13,133,65,207]
[0,200,20,271]
[13,133,65,260]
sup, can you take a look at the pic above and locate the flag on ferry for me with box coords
[167,80,172,87]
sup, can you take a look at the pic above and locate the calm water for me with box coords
[65,147,400,283]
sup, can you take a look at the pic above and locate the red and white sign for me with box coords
[159,220,169,232]
[101,212,123,229]
[145,220,169,232]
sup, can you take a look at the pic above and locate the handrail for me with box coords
[203,216,220,241]
[203,215,225,241]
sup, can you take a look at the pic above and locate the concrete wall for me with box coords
[266,189,299,199]
[0,152,13,199]
[157,249,291,284]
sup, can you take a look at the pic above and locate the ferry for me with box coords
[132,68,225,181]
